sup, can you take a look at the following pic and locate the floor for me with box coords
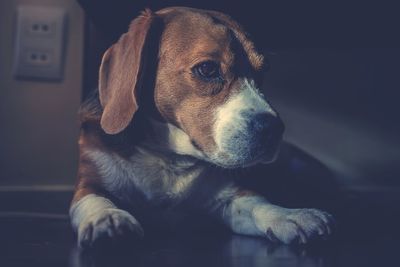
[1,161,400,267]
[1,206,399,267]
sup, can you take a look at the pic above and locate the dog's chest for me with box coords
[87,147,204,206]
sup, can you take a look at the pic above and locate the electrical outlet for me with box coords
[13,5,67,81]
[26,50,53,66]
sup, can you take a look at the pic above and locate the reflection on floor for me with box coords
[1,212,399,267]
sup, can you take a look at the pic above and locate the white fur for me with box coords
[222,195,334,244]
[149,119,206,159]
[85,147,204,205]
[214,79,276,151]
[70,194,143,247]
[222,195,267,236]
[167,123,204,158]
[70,194,117,231]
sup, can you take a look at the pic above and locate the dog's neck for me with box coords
[136,118,207,166]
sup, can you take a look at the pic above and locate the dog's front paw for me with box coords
[77,208,144,249]
[253,207,334,244]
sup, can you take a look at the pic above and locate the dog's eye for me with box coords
[193,61,221,79]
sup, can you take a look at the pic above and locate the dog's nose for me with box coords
[249,113,284,146]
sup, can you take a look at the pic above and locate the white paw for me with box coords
[253,207,334,244]
[77,208,144,249]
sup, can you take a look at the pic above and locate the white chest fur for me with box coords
[85,147,205,206]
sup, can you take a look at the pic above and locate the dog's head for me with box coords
[99,7,284,168]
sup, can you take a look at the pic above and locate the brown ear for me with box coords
[99,9,155,134]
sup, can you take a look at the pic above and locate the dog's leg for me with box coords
[70,181,144,249]
[219,190,334,244]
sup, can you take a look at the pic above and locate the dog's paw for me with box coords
[77,208,144,249]
[253,207,334,244]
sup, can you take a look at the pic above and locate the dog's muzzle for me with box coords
[213,112,284,168]
[243,112,284,159]
[210,79,284,168]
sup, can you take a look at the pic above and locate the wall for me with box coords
[264,48,400,188]
[0,0,84,187]
[1,2,397,192]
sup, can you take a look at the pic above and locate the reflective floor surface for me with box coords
[0,216,399,267]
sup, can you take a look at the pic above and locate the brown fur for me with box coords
[72,7,265,204]
[99,9,155,134]
[153,7,264,154]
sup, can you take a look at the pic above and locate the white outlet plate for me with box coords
[13,5,67,81]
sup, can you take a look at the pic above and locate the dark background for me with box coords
[79,0,400,189]
[1,1,400,266]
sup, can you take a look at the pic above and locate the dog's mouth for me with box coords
[203,138,282,169]
[204,116,284,169]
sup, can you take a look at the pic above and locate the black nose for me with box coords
[249,113,285,144]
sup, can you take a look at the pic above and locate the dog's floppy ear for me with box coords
[99,9,156,134]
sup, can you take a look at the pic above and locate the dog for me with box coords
[70,7,334,248]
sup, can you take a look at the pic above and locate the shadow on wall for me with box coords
[263,48,400,188]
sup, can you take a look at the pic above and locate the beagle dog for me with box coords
[70,7,334,248]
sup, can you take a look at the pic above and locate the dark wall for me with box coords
[78,0,400,188]
[263,48,400,187]
[78,0,399,47]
